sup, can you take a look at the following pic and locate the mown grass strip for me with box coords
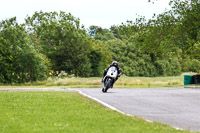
[0,76,188,88]
[0,91,196,133]
[1,72,199,88]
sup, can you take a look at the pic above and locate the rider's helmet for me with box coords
[112,61,118,67]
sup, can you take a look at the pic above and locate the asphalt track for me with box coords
[1,88,200,132]
[80,88,200,132]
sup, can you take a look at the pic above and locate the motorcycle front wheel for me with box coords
[102,79,111,93]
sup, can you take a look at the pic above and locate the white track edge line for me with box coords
[73,89,153,121]
[74,89,125,114]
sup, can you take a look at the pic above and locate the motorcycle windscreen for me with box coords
[107,66,118,78]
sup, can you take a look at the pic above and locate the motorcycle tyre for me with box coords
[104,80,111,93]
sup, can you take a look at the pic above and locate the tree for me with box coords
[25,11,111,77]
[0,38,15,83]
[88,25,115,41]
[0,17,49,83]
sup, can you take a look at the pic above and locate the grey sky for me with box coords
[0,0,171,28]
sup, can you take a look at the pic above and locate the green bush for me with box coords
[181,59,200,73]
[0,38,15,83]
[16,48,50,82]
[155,58,181,76]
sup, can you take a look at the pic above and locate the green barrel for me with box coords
[184,75,194,85]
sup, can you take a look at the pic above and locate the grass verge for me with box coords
[1,72,199,88]
[0,91,197,133]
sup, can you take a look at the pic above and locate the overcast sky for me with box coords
[0,0,171,28]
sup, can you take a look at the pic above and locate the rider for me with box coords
[102,61,122,88]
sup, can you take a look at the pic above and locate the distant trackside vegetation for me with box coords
[0,0,200,84]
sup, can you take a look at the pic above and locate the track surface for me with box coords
[1,88,200,132]
[81,88,200,132]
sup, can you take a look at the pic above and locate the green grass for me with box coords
[0,91,197,133]
[1,72,199,88]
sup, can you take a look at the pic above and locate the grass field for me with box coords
[0,91,196,133]
[0,72,198,88]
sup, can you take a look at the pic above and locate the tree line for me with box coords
[0,0,200,84]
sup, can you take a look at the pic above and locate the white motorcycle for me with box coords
[102,66,118,93]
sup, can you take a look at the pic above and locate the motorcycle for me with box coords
[102,66,118,93]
